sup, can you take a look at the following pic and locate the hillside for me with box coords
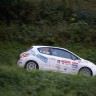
[0,0,96,45]
[0,0,96,96]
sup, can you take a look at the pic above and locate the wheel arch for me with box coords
[78,66,93,76]
[24,60,39,69]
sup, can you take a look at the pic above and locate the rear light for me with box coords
[20,52,30,58]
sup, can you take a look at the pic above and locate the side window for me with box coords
[38,47,50,55]
[51,48,72,59]
[71,54,80,60]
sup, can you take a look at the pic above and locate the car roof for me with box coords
[33,45,66,50]
[32,45,81,59]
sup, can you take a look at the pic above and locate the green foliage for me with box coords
[0,0,73,24]
[0,0,96,45]
[0,42,27,66]
[0,22,95,46]
[0,0,96,96]
[68,21,88,42]
[0,67,96,96]
[0,0,95,65]
[0,0,96,24]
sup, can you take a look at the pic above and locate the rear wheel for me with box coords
[25,61,38,71]
[79,67,92,76]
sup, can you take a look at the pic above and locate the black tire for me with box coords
[79,67,92,76]
[25,61,38,71]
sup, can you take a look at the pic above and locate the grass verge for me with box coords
[0,66,96,96]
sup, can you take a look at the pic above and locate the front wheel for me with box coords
[25,61,37,71]
[79,67,92,76]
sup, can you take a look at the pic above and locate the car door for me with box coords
[37,47,50,70]
[50,48,80,74]
[48,55,62,71]
[70,53,81,74]
[50,48,72,73]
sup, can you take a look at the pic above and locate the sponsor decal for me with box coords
[72,63,78,70]
[61,60,71,64]
[58,60,71,64]
[72,64,78,68]
[64,68,67,70]
[72,62,78,64]
[30,50,36,56]
[57,60,60,64]
[72,62,78,69]
[57,60,79,65]
[30,50,48,63]
[37,54,48,63]
[50,58,56,61]
[56,65,61,70]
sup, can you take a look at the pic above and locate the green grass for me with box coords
[0,42,27,66]
[0,66,96,96]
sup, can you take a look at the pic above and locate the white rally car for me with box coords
[18,46,96,76]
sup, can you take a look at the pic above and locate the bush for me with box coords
[0,67,96,96]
